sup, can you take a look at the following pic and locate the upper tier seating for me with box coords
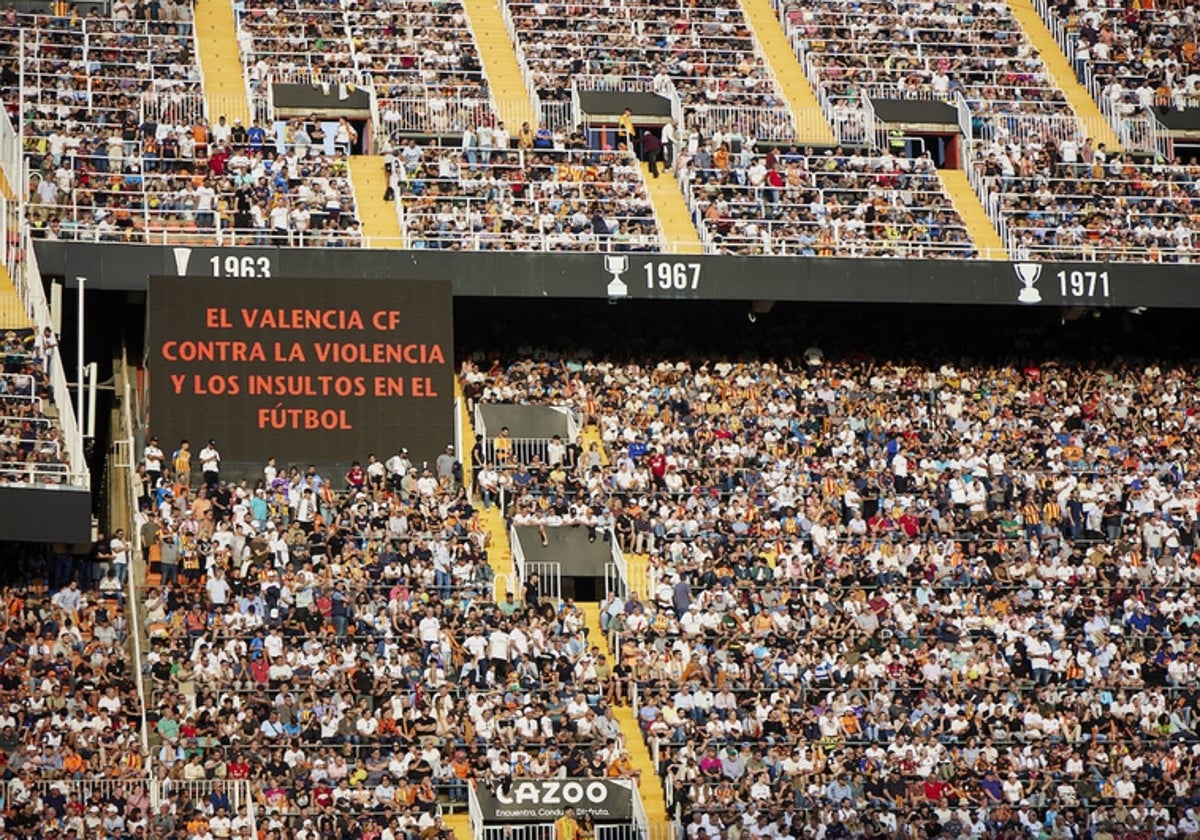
[396,143,662,251]
[503,0,795,139]
[678,142,978,257]
[237,0,492,136]
[777,0,1076,120]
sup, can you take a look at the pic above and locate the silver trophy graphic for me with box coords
[1014,262,1042,304]
[604,254,629,299]
[173,247,193,276]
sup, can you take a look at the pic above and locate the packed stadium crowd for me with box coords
[237,0,491,136]
[974,135,1200,262]
[458,311,1200,839]
[675,143,977,257]
[1049,0,1200,112]
[779,0,1076,116]
[391,140,662,251]
[0,328,72,484]
[6,298,1200,840]
[504,0,791,126]
[0,2,364,247]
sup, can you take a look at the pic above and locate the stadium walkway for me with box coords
[581,603,670,825]
[348,156,404,247]
[737,0,838,146]
[0,266,27,330]
[194,0,251,124]
[1005,0,1122,152]
[642,164,704,254]
[937,169,1009,260]
[461,0,537,130]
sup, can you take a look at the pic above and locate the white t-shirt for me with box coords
[111,537,129,566]
[144,444,164,471]
[200,446,220,472]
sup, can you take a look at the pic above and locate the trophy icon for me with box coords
[604,254,629,299]
[1014,262,1042,304]
[173,246,193,276]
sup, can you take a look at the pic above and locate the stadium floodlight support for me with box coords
[76,277,85,444]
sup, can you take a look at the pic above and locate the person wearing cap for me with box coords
[143,435,164,487]
[199,439,221,489]
[436,444,458,489]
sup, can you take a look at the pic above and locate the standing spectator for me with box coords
[641,131,662,178]
[436,445,457,489]
[110,528,129,586]
[144,436,164,488]
[618,109,636,154]
[173,439,191,489]
[33,326,58,373]
[662,119,677,169]
[199,439,221,488]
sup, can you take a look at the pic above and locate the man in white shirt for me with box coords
[110,529,130,585]
[144,435,164,486]
[200,439,221,487]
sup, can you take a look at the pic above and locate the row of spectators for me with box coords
[1049,0,1200,113]
[0,328,72,484]
[677,143,978,257]
[504,0,793,130]
[974,132,1200,262]
[391,144,662,252]
[23,121,363,246]
[238,0,489,136]
[779,0,1077,118]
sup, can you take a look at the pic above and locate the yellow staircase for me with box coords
[0,167,15,201]
[580,602,670,825]
[641,164,703,254]
[193,0,251,125]
[737,0,837,146]
[624,553,653,601]
[480,505,513,597]
[937,169,1008,261]
[1006,0,1121,152]
[443,811,471,840]
[0,266,29,331]
[460,0,537,131]
[347,156,404,248]
[579,424,609,467]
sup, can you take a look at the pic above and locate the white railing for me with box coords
[483,826,553,840]
[524,559,562,607]
[862,96,881,151]
[140,89,208,129]
[684,104,794,143]
[378,94,496,136]
[115,348,150,755]
[510,523,527,584]
[610,539,655,601]
[549,405,582,444]
[539,100,575,132]
[467,782,485,840]
[151,778,256,827]
[957,94,1011,253]
[8,778,154,811]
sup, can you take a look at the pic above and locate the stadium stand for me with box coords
[1040,0,1200,114]
[500,0,796,141]
[236,0,494,137]
[973,133,1200,262]
[458,305,1200,839]
[7,0,1200,828]
[395,144,663,252]
[676,143,979,257]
